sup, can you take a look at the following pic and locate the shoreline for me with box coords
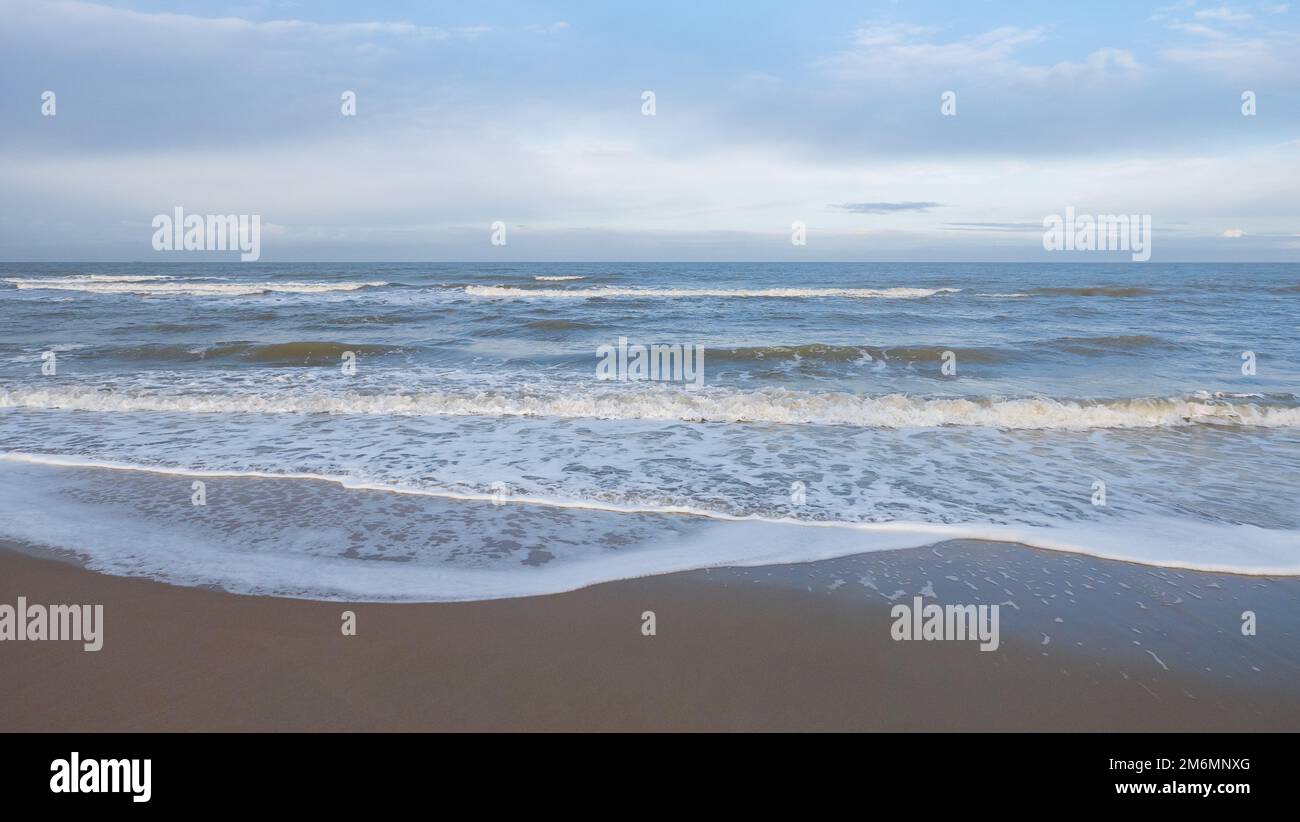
[2,456,1298,605]
[3,540,1297,731]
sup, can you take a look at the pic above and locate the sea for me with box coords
[1,261,1297,600]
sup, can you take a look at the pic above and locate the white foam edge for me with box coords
[1,452,1296,603]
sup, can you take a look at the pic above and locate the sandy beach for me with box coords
[4,539,1297,732]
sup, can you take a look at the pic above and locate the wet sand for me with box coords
[2,540,1298,731]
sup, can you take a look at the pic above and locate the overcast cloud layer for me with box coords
[1,0,1297,261]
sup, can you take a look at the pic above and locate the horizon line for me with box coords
[2,259,1297,265]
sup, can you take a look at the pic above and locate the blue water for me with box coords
[1,262,1297,599]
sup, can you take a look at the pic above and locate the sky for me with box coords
[1,0,1297,261]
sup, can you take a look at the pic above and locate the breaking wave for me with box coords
[4,277,388,296]
[465,285,960,299]
[4,385,1297,429]
[711,343,1011,365]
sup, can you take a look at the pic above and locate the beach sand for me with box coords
[3,539,1298,731]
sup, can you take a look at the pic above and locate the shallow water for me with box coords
[1,262,1297,599]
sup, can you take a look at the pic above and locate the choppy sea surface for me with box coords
[1,262,1297,600]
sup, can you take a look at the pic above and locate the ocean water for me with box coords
[1,261,1297,600]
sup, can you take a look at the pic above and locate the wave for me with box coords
[464,285,959,299]
[711,343,1011,365]
[533,275,586,281]
[3,278,388,296]
[1025,286,1153,298]
[1049,334,1175,355]
[707,336,1175,363]
[52,274,178,282]
[302,314,410,327]
[4,385,1297,429]
[139,322,222,332]
[224,341,398,364]
[79,341,400,365]
[524,319,599,330]
[2,453,1298,592]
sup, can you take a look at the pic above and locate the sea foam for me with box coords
[465,285,959,299]
[0,453,1296,602]
[4,278,387,296]
[3,385,1297,429]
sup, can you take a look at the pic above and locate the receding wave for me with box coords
[711,343,1011,365]
[4,385,1297,429]
[3,452,1298,586]
[465,285,959,299]
[3,277,388,296]
[1026,286,1154,298]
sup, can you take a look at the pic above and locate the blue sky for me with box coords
[1,0,1297,260]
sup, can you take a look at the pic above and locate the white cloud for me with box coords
[822,23,1143,86]
[1161,4,1300,78]
[1162,31,1299,78]
[6,111,1295,250]
[1194,7,1255,23]
[6,0,485,52]
[2,2,1297,259]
